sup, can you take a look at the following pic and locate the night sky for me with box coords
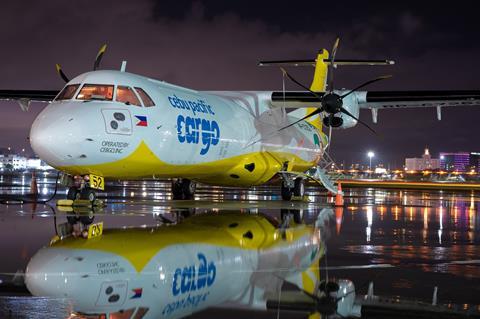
[1,0,480,167]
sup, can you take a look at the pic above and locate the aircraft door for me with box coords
[101,109,133,135]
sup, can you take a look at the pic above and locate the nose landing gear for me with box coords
[64,175,98,202]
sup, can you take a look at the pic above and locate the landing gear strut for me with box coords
[172,179,196,200]
[281,176,305,201]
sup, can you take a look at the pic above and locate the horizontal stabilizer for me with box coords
[259,59,394,67]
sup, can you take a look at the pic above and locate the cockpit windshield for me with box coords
[116,86,141,106]
[76,84,114,101]
[55,84,80,100]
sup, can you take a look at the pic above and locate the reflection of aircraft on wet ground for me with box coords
[26,212,328,318]
[1,40,480,202]
[23,208,480,318]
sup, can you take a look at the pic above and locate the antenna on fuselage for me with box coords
[120,61,127,72]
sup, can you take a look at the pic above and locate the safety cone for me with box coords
[30,171,38,197]
[334,182,343,207]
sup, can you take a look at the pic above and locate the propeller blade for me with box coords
[280,68,324,101]
[328,37,340,92]
[340,75,392,99]
[340,107,377,135]
[55,64,69,83]
[278,108,323,131]
[93,44,107,71]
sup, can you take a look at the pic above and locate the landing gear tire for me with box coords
[182,179,196,200]
[172,180,183,200]
[281,178,304,200]
[172,179,196,200]
[67,187,81,200]
[80,188,96,202]
[281,183,293,201]
[293,178,305,197]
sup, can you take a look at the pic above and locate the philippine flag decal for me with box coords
[131,288,143,299]
[135,115,148,127]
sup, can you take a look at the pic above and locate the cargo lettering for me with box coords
[177,115,220,155]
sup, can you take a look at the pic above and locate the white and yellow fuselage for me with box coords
[25,213,323,318]
[30,70,325,186]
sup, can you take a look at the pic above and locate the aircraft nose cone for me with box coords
[25,248,71,297]
[30,104,85,167]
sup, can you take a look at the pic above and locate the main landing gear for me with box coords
[281,176,305,201]
[172,179,196,200]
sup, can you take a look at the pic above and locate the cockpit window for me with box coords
[76,84,114,101]
[134,87,155,107]
[116,86,141,106]
[56,84,80,100]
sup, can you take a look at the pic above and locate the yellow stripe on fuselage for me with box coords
[52,213,314,272]
[59,141,317,186]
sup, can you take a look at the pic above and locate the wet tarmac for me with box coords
[0,172,479,318]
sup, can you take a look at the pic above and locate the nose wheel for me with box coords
[67,186,81,200]
[172,179,196,200]
[65,174,98,202]
[80,188,97,202]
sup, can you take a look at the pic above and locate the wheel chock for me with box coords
[56,199,74,207]
[57,205,73,213]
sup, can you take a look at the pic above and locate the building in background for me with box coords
[439,152,480,172]
[0,154,27,170]
[0,154,53,171]
[405,148,440,171]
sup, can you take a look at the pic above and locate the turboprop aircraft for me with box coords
[1,40,480,201]
[25,211,341,319]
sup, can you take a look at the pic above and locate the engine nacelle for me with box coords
[334,279,361,317]
[329,90,361,129]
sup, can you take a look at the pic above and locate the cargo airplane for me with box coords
[1,41,479,201]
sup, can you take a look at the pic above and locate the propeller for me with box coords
[327,37,340,93]
[55,44,108,83]
[93,44,107,71]
[55,64,70,83]
[278,38,391,134]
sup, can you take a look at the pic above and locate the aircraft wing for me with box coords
[270,90,480,122]
[270,90,480,108]
[0,90,59,101]
[0,89,59,111]
[360,90,480,109]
